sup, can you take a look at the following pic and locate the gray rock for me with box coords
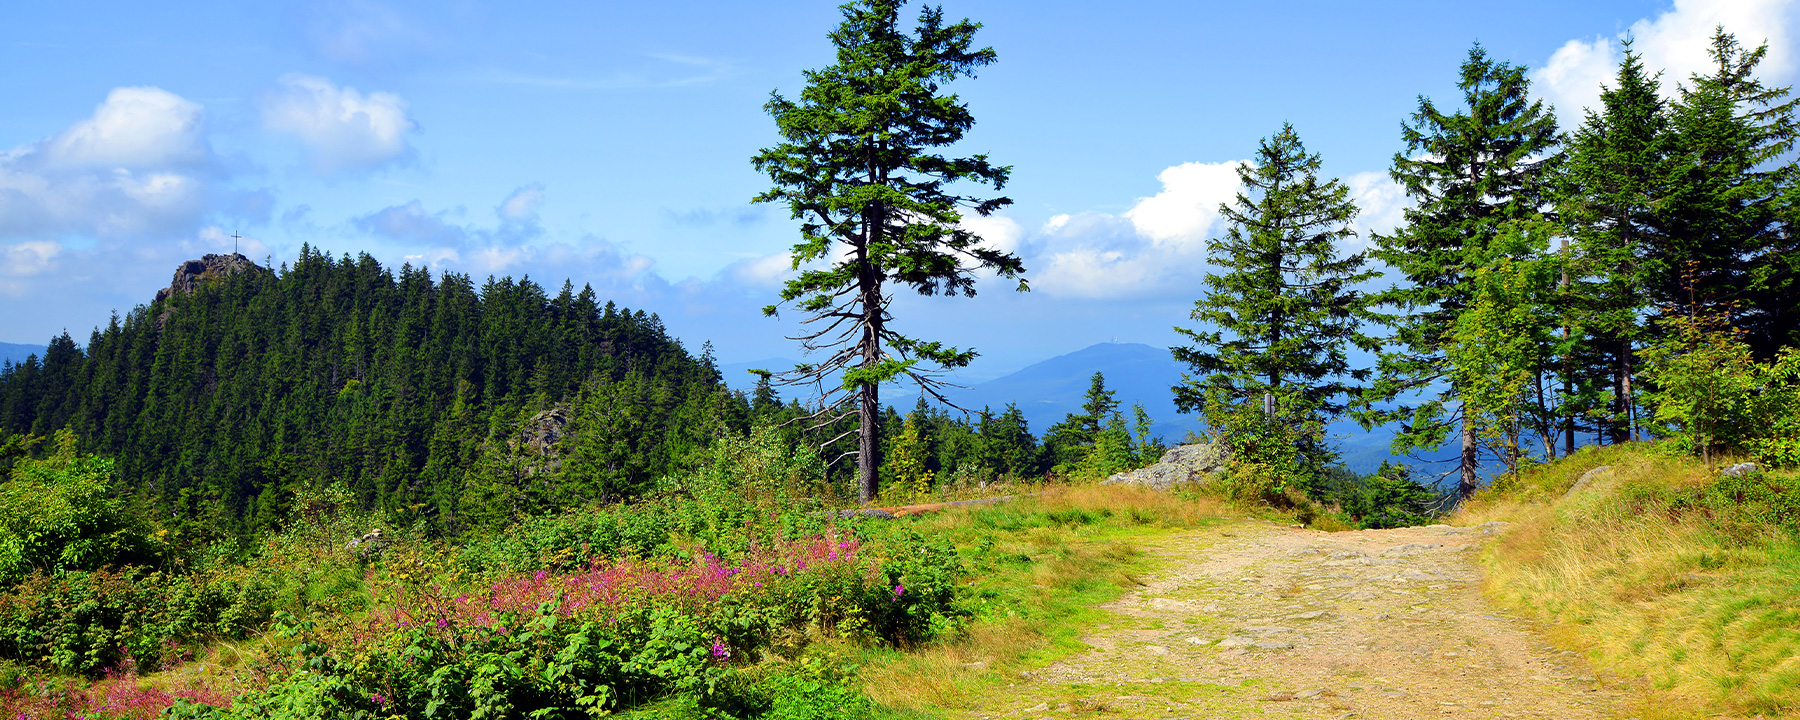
[1102,441,1231,491]
[1721,462,1760,478]
[1562,465,1612,499]
[1379,543,1442,557]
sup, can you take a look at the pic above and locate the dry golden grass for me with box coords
[1457,442,1800,718]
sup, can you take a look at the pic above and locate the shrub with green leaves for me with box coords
[0,430,166,586]
[1641,315,1800,468]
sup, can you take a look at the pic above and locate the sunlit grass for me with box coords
[1456,442,1800,718]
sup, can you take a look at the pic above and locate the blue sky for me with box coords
[2,0,1793,380]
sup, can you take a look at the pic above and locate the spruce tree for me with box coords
[1173,123,1377,477]
[751,0,1026,502]
[1559,40,1671,444]
[1658,28,1799,355]
[1364,45,1560,498]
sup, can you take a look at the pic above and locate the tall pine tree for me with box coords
[752,0,1026,502]
[1364,45,1560,498]
[1657,28,1799,355]
[1173,123,1377,477]
[1558,40,1670,444]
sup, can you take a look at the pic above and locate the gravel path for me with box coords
[970,521,1627,719]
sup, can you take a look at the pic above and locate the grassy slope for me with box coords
[1455,444,1800,718]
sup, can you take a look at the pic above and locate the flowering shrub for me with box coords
[163,531,963,719]
[0,667,228,719]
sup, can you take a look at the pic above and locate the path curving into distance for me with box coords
[973,522,1627,720]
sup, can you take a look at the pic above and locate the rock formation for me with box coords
[154,253,271,304]
[1102,441,1232,492]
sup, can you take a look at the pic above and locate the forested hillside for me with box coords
[0,246,740,538]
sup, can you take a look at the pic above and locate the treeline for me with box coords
[1176,31,1800,497]
[0,246,738,539]
[0,248,1166,539]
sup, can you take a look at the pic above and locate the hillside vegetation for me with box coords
[1458,445,1800,718]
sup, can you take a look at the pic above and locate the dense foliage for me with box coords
[0,247,740,538]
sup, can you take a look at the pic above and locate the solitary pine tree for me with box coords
[1173,124,1376,477]
[752,0,1025,502]
[1364,46,1559,499]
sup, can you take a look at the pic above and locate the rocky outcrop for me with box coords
[509,406,572,476]
[1102,441,1232,492]
[154,253,273,328]
[154,253,270,304]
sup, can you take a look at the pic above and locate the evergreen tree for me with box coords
[751,0,1026,502]
[1658,28,1799,355]
[977,403,1037,477]
[1558,39,1671,444]
[1173,123,1377,477]
[1364,45,1560,498]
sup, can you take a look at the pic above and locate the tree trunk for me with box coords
[859,369,879,503]
[1459,412,1479,498]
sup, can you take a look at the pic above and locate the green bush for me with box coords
[0,430,166,585]
[0,566,274,675]
[1642,316,1800,468]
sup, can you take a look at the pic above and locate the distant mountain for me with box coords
[0,342,46,369]
[944,342,1201,443]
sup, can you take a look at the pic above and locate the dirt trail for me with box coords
[972,521,1628,719]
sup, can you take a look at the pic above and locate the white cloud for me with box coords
[261,74,416,172]
[727,251,795,288]
[499,183,544,222]
[45,87,207,170]
[0,86,214,242]
[1029,210,1211,300]
[961,213,1024,255]
[1346,171,1409,246]
[1121,160,1244,248]
[1533,0,1798,122]
[1017,161,1246,299]
[2,241,61,278]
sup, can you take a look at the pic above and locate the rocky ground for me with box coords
[964,521,1628,719]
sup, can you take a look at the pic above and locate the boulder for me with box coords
[1721,462,1760,478]
[1102,441,1231,491]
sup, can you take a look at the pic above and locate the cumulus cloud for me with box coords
[1533,0,1798,122]
[261,74,416,172]
[725,251,795,289]
[1018,161,1247,300]
[1121,161,1244,248]
[1345,171,1409,245]
[961,213,1025,256]
[0,86,215,242]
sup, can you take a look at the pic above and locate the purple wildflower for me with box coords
[893,583,905,599]
[710,640,731,661]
